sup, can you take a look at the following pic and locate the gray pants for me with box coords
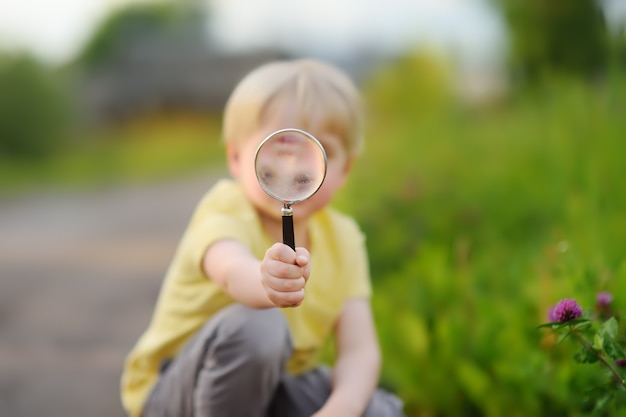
[142,304,404,417]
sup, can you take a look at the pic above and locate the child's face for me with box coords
[227,122,352,225]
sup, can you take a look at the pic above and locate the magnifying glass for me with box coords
[254,128,327,250]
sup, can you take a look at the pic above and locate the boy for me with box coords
[121,59,404,417]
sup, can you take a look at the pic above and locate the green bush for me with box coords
[0,53,70,158]
[335,67,626,416]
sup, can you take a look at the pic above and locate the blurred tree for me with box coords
[74,1,205,70]
[0,53,70,158]
[364,49,453,119]
[496,0,609,83]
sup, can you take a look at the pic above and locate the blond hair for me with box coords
[222,59,364,156]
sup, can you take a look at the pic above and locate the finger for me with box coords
[266,276,306,293]
[266,258,303,280]
[265,287,305,308]
[293,247,310,283]
[294,247,310,267]
[267,242,297,264]
[302,263,311,283]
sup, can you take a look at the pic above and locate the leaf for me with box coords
[536,322,561,329]
[572,320,593,331]
[593,333,604,351]
[604,342,626,361]
[536,318,591,330]
[556,330,573,344]
[598,317,618,340]
[574,347,599,364]
[567,318,592,326]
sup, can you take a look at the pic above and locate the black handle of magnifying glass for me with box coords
[282,206,295,251]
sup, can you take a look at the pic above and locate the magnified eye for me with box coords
[294,174,312,186]
[260,169,275,185]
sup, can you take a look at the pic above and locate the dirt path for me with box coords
[0,171,223,417]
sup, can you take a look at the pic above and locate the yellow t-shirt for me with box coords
[120,178,371,417]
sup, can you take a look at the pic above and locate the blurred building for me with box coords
[76,35,288,125]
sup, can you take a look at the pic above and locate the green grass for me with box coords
[0,112,226,194]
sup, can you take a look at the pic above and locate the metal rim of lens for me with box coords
[254,128,328,206]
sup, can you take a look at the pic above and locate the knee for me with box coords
[217,304,292,363]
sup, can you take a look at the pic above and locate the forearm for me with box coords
[218,256,275,308]
[324,345,381,415]
[203,240,274,308]
[316,299,382,417]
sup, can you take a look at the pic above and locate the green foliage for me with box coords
[540,314,626,414]
[0,53,70,158]
[496,0,609,83]
[334,61,626,415]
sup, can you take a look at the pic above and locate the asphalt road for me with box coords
[0,171,221,417]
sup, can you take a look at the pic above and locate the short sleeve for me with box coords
[181,213,257,279]
[341,220,372,299]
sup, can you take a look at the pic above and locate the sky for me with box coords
[208,0,505,68]
[0,0,126,63]
[0,0,506,70]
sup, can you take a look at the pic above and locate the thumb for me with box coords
[294,247,310,267]
[295,247,310,282]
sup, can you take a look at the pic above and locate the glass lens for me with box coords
[255,129,327,205]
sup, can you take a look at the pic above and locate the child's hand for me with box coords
[260,243,310,308]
